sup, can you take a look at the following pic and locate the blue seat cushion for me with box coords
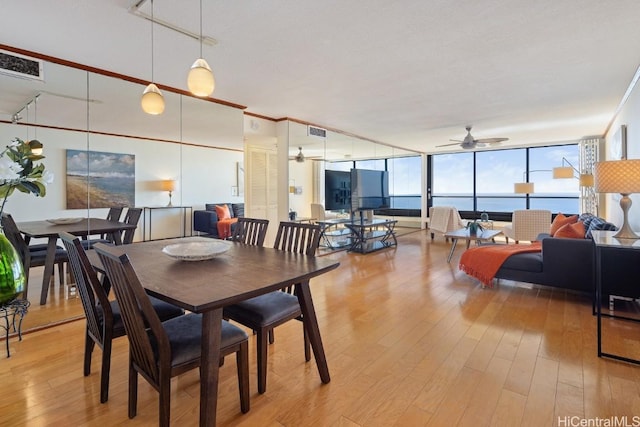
[223,291,301,327]
[155,315,248,366]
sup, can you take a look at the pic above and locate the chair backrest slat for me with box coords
[231,217,269,246]
[273,221,321,256]
[95,243,170,384]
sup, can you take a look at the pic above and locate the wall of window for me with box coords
[430,144,580,220]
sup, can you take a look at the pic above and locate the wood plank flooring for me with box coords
[1,229,639,426]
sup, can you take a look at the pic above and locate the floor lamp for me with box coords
[594,159,640,239]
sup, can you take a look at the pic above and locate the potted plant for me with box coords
[466,220,484,234]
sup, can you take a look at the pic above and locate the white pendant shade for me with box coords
[141,83,165,115]
[188,58,215,97]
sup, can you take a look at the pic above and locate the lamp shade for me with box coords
[594,160,640,193]
[161,179,177,192]
[514,182,534,194]
[579,173,594,187]
[553,166,574,179]
[188,58,215,97]
[141,83,165,115]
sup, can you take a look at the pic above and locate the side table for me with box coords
[0,298,30,357]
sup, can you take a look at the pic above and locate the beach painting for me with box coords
[66,149,135,209]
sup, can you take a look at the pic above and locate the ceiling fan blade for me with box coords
[475,137,509,144]
[436,142,464,148]
[449,139,464,142]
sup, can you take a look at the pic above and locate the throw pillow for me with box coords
[579,213,596,230]
[550,213,578,236]
[554,221,586,239]
[215,204,231,220]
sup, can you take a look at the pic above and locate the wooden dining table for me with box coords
[16,218,137,305]
[88,237,340,426]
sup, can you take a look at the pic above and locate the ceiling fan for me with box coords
[436,126,509,150]
[289,146,322,163]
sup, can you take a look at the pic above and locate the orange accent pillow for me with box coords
[554,221,585,239]
[550,213,578,236]
[215,204,231,220]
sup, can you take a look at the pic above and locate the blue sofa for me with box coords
[193,203,244,239]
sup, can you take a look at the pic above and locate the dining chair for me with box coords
[1,213,67,301]
[94,243,250,425]
[121,207,143,244]
[81,207,126,249]
[231,217,269,246]
[60,232,185,404]
[223,221,321,393]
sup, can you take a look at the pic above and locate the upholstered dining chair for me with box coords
[94,243,250,425]
[120,207,143,244]
[60,232,184,404]
[231,217,269,246]
[223,221,322,394]
[1,213,67,300]
[503,209,552,243]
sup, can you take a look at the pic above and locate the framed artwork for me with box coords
[66,149,136,209]
[611,124,627,160]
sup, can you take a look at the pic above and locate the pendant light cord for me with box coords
[151,0,155,82]
[199,0,203,58]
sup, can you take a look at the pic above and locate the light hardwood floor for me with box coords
[1,230,639,426]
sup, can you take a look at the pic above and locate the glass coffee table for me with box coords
[443,228,502,263]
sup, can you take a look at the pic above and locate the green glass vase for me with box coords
[0,229,25,304]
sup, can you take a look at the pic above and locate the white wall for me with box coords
[603,72,640,231]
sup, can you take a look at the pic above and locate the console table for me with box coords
[592,230,640,365]
[345,219,398,253]
[142,206,192,241]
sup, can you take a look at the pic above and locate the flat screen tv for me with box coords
[324,170,351,211]
[350,168,390,210]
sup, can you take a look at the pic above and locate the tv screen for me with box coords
[350,168,390,210]
[324,170,351,211]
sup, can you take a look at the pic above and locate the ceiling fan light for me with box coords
[188,58,215,97]
[141,83,165,115]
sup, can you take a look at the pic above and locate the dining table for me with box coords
[88,237,340,426]
[16,218,138,305]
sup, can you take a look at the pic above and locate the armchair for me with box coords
[193,203,244,239]
[428,206,465,240]
[503,209,551,243]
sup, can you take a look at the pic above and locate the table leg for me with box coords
[447,239,458,263]
[200,309,222,427]
[297,280,330,384]
[39,237,58,305]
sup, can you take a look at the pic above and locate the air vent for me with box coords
[0,50,44,81]
[308,125,327,138]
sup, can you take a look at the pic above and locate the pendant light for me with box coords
[141,0,165,115]
[187,0,215,97]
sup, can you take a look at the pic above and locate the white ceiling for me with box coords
[2,0,640,154]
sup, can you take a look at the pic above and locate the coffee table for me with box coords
[444,228,502,263]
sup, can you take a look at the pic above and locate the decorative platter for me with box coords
[46,217,84,225]
[162,240,233,261]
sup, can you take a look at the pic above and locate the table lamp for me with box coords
[160,180,176,206]
[594,159,640,239]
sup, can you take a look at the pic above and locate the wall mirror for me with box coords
[0,48,244,331]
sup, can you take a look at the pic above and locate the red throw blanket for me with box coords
[459,242,542,287]
[217,218,238,239]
